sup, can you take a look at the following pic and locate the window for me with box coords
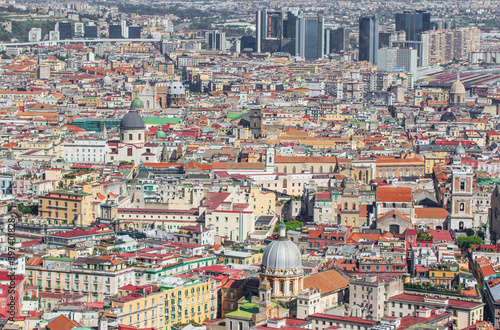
[127,147,133,156]
[129,134,132,140]
[459,203,465,212]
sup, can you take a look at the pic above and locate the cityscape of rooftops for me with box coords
[0,0,499,329]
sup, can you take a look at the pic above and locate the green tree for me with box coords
[274,220,303,232]
[457,235,483,248]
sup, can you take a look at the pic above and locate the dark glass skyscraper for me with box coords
[109,24,123,39]
[296,14,324,60]
[325,27,350,54]
[128,26,142,39]
[57,22,72,40]
[255,10,297,53]
[84,25,98,39]
[395,10,431,41]
[359,16,379,64]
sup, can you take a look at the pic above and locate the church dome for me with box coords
[450,79,466,95]
[120,111,145,130]
[168,77,186,95]
[455,143,466,155]
[130,98,144,111]
[156,130,166,138]
[440,111,456,122]
[102,76,112,86]
[262,223,302,273]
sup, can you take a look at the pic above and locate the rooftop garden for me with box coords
[405,281,463,294]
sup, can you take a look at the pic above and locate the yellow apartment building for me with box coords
[38,190,93,226]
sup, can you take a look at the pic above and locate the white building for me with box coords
[28,28,42,42]
[378,47,417,77]
[63,138,110,163]
[74,22,84,37]
[49,31,59,41]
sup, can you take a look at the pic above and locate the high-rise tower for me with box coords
[359,16,379,64]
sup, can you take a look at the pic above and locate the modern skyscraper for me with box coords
[56,22,72,40]
[128,26,141,39]
[206,31,227,50]
[295,13,324,60]
[359,16,379,64]
[109,24,123,38]
[325,27,350,54]
[395,10,431,41]
[255,10,297,54]
[84,24,98,38]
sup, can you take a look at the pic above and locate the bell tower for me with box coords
[265,146,275,173]
[259,277,272,314]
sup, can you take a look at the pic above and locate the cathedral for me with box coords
[260,221,304,301]
[105,98,161,164]
[133,78,187,110]
[224,222,304,330]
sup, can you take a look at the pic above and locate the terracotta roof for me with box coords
[46,314,81,330]
[349,233,382,243]
[212,162,264,170]
[376,186,412,202]
[414,207,448,219]
[303,269,349,294]
[377,210,411,223]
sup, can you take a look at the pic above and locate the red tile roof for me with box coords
[376,186,412,202]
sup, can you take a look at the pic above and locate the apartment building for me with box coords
[159,277,217,327]
[117,207,201,231]
[388,293,484,329]
[105,285,167,329]
[201,192,255,242]
[26,256,135,302]
[38,190,93,226]
[349,275,403,320]
[420,27,480,65]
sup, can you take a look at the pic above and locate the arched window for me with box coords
[329,166,333,173]
[138,134,141,140]
[310,166,314,173]
[459,203,465,211]
[344,202,348,210]
[146,100,150,108]
[352,203,356,210]
[283,166,287,174]
[127,147,132,156]
[283,179,288,188]
[319,166,323,173]
[292,166,296,173]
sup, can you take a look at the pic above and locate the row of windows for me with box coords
[283,166,334,174]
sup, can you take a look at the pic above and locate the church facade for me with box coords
[105,98,161,165]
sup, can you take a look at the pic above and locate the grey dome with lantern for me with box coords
[261,221,303,275]
[120,110,145,130]
[168,77,186,95]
